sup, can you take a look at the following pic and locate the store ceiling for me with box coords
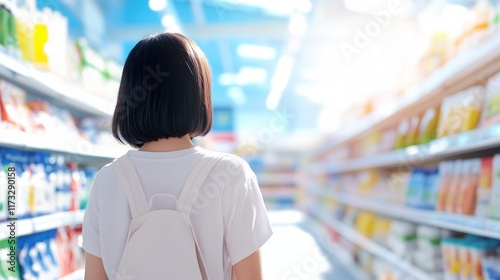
[54,0,437,149]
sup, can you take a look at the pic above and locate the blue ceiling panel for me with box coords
[114,0,162,26]
[172,1,197,25]
[50,0,306,135]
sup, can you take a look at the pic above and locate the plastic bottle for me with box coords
[475,157,493,217]
[489,154,500,219]
[5,0,18,53]
[447,160,465,213]
[68,162,80,212]
[457,158,481,215]
[0,2,8,47]
[33,9,49,68]
[437,161,452,211]
[46,10,68,77]
[15,0,35,62]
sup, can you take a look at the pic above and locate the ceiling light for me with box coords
[237,67,267,85]
[161,14,176,28]
[288,14,308,37]
[296,0,312,14]
[149,0,167,12]
[227,87,246,105]
[237,44,277,60]
[266,55,294,110]
[219,73,235,86]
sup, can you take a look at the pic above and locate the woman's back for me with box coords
[83,146,272,279]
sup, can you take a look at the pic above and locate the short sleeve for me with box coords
[223,173,273,265]
[82,175,102,257]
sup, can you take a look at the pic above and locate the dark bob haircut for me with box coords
[112,32,212,148]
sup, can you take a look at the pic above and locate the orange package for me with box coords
[446,160,465,213]
[457,159,481,215]
[437,161,453,212]
[475,157,493,217]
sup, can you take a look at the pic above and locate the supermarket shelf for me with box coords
[257,175,297,185]
[317,190,500,240]
[261,187,296,198]
[308,124,500,174]
[0,210,85,240]
[59,268,84,280]
[0,128,127,161]
[311,33,500,160]
[0,51,113,117]
[307,217,371,280]
[310,207,431,280]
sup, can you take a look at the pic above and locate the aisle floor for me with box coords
[262,209,358,280]
[66,209,358,280]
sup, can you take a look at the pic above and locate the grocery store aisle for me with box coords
[261,209,358,280]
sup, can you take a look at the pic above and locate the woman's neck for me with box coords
[139,135,195,152]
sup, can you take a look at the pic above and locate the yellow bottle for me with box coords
[15,0,36,62]
[33,10,49,68]
[16,16,33,61]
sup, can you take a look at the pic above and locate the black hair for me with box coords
[112,32,212,148]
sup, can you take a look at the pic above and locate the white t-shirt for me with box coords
[82,146,273,279]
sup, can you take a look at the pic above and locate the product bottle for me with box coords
[446,160,464,213]
[46,10,68,77]
[437,162,451,211]
[15,0,35,62]
[68,162,80,212]
[33,9,49,68]
[458,158,481,215]
[0,2,8,47]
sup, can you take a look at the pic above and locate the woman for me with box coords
[82,32,273,280]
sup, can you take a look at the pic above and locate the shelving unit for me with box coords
[311,33,500,160]
[257,174,297,185]
[59,269,84,280]
[261,187,296,199]
[0,128,127,161]
[308,124,500,174]
[307,217,371,280]
[0,22,117,278]
[0,211,84,240]
[309,207,432,280]
[312,189,500,239]
[0,52,114,118]
[304,27,500,279]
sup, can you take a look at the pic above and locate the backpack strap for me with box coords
[178,154,224,280]
[112,155,149,219]
[177,154,224,215]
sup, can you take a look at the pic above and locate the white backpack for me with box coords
[111,153,223,280]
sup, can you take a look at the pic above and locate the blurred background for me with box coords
[1,0,500,279]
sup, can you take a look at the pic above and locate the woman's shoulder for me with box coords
[91,159,121,187]
[198,148,255,180]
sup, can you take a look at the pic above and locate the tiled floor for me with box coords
[262,209,358,280]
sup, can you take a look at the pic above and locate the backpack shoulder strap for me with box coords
[177,154,224,215]
[112,154,149,219]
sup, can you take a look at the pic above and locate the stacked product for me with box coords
[311,195,500,280]
[338,70,500,160]
[338,1,500,132]
[442,235,500,280]
[326,151,500,220]
[0,147,96,219]
[0,79,115,146]
[414,225,449,278]
[16,226,83,280]
[0,0,121,101]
